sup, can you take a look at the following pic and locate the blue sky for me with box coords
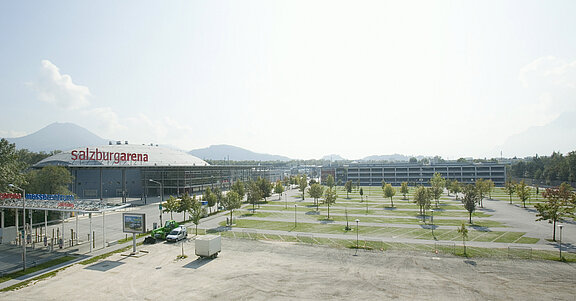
[1,1,575,159]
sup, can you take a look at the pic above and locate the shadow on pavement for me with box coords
[183,257,215,270]
[469,225,491,232]
[84,260,124,272]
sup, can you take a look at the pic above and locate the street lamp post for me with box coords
[294,204,297,228]
[149,179,164,226]
[355,219,360,256]
[430,209,435,238]
[9,184,26,271]
[558,224,563,260]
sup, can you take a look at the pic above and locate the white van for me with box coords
[166,226,187,242]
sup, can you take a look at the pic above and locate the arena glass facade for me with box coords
[34,144,269,201]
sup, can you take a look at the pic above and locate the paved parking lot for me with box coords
[2,237,575,300]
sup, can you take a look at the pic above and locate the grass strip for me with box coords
[0,255,77,285]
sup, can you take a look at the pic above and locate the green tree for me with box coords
[450,180,461,199]
[203,187,217,214]
[0,138,27,192]
[359,187,364,202]
[25,165,73,194]
[221,190,242,226]
[231,180,245,199]
[257,177,272,201]
[308,183,325,211]
[246,180,262,213]
[344,180,353,199]
[274,180,284,200]
[323,187,337,219]
[299,175,308,200]
[400,182,409,200]
[213,187,223,211]
[535,183,576,241]
[163,195,180,220]
[516,180,531,208]
[179,193,193,221]
[504,180,516,204]
[429,173,445,208]
[462,184,479,223]
[325,175,335,189]
[485,179,495,199]
[457,222,469,256]
[188,197,206,235]
[413,186,431,220]
[383,184,396,207]
[475,179,489,208]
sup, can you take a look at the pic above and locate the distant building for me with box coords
[322,162,506,187]
[35,143,269,201]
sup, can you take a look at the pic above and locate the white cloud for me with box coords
[519,56,576,89]
[517,56,576,124]
[30,60,91,110]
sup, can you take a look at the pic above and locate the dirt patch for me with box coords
[2,238,575,300]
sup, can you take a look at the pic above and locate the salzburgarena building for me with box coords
[321,162,506,187]
[35,142,269,201]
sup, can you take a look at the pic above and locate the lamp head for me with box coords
[559,224,563,229]
[355,219,359,222]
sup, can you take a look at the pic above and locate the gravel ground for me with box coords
[2,237,575,301]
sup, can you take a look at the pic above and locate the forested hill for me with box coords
[510,151,576,184]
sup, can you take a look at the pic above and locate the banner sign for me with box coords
[71,148,149,164]
[0,193,74,201]
[123,213,146,234]
[0,193,21,199]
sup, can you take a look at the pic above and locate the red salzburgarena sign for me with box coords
[71,148,149,164]
[0,193,22,199]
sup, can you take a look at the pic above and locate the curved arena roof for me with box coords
[34,144,209,168]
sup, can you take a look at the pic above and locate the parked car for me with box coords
[166,226,187,242]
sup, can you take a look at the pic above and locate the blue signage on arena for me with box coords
[25,194,75,201]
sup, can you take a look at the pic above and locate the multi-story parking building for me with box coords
[323,163,506,187]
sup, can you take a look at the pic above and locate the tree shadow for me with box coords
[479,208,495,212]
[419,224,438,230]
[306,211,320,215]
[469,225,491,232]
[319,218,335,224]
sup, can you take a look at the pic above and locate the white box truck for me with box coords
[195,235,221,258]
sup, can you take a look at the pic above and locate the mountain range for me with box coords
[189,144,291,162]
[6,119,572,161]
[2,123,293,161]
[5,122,108,152]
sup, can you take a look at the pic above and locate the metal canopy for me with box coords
[0,198,131,213]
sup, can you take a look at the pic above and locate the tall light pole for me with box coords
[355,219,360,256]
[9,184,26,271]
[149,179,164,226]
[430,209,435,238]
[558,224,563,260]
[294,204,297,228]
